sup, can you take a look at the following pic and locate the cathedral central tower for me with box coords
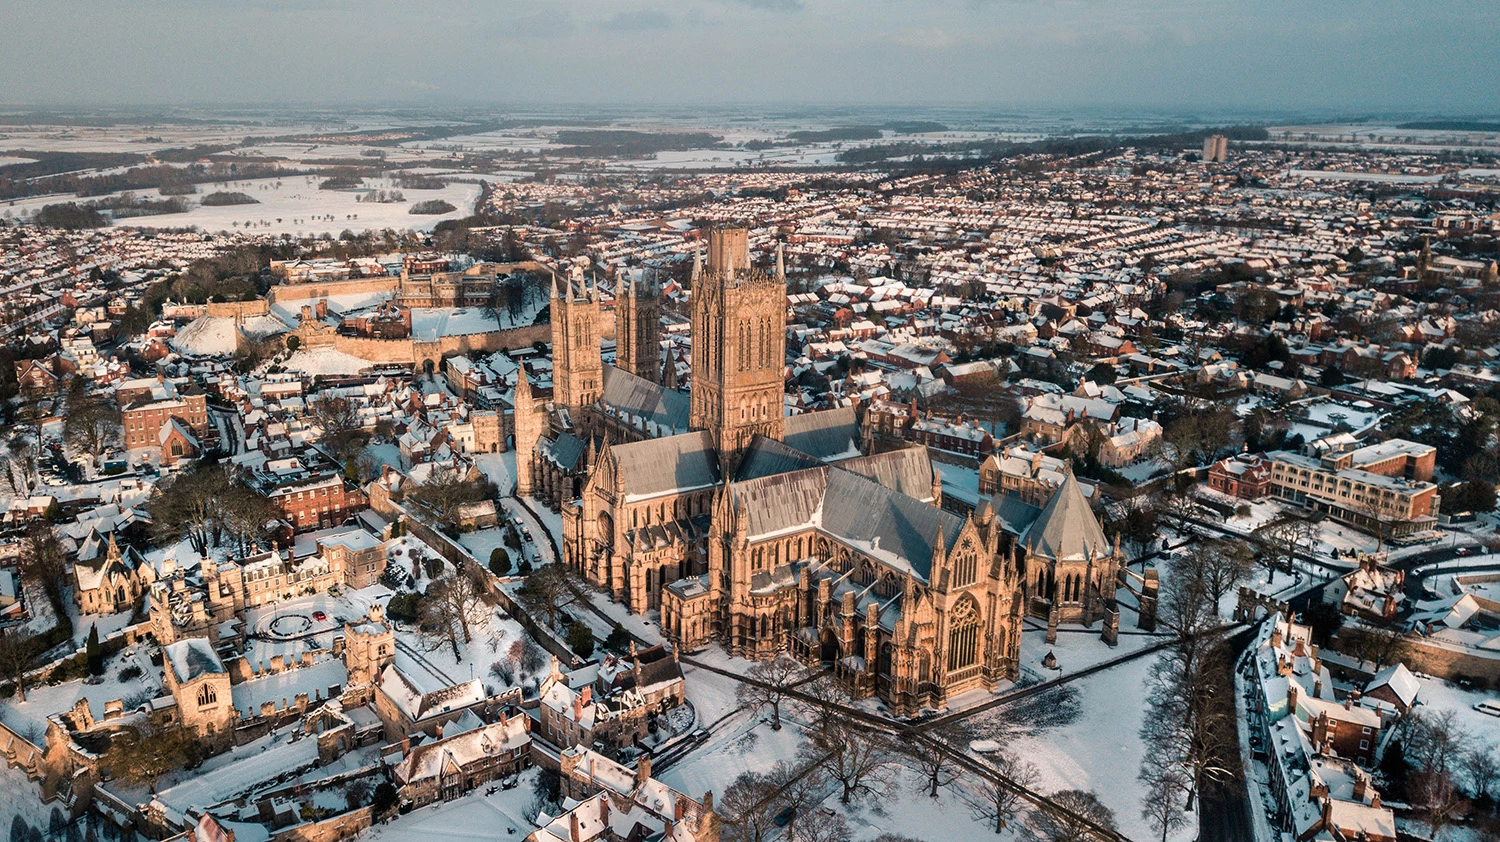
[689,227,787,469]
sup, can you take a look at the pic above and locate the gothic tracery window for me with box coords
[946,596,981,672]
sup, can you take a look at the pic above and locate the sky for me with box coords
[1,0,1497,113]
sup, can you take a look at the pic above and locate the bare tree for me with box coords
[310,394,365,462]
[905,726,965,798]
[807,713,895,804]
[790,809,850,842]
[968,749,1039,834]
[1337,624,1408,670]
[1138,763,1192,842]
[64,396,122,463]
[517,564,575,631]
[1186,539,1256,610]
[19,522,68,617]
[422,571,489,657]
[406,462,495,534]
[0,629,37,702]
[736,655,811,731]
[1252,517,1315,576]
[1462,742,1498,801]
[1025,789,1117,842]
[717,771,780,842]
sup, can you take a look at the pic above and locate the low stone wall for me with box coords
[271,806,374,842]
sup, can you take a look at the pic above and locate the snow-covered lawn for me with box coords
[1413,676,1500,755]
[393,603,532,693]
[364,771,538,842]
[281,347,375,376]
[975,650,1198,842]
[153,728,326,819]
[657,715,807,802]
[0,643,161,740]
[172,315,240,356]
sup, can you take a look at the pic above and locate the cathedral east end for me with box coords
[519,227,1124,716]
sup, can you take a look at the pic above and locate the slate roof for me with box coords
[837,446,938,503]
[1019,473,1111,561]
[541,432,587,471]
[729,464,963,581]
[599,365,690,433]
[609,431,721,500]
[782,406,861,461]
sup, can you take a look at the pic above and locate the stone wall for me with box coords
[205,300,271,318]
[271,806,374,842]
[1382,637,1500,689]
[269,277,400,304]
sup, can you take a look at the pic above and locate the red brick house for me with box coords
[1208,453,1273,500]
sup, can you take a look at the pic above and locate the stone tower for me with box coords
[615,270,662,383]
[551,267,602,416]
[689,228,787,471]
[513,370,544,498]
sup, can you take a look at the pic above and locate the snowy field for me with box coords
[5,174,481,236]
[281,346,376,375]
[0,641,162,740]
[977,649,1197,842]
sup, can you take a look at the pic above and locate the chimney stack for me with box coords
[636,754,652,787]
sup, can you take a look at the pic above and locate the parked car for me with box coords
[312,611,327,622]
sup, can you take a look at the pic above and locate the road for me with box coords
[1194,627,1258,842]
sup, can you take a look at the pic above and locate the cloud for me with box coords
[883,28,963,49]
[727,0,804,10]
[602,9,671,31]
[506,8,576,37]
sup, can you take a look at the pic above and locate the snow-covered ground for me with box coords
[364,771,538,842]
[1414,676,1500,756]
[0,641,161,740]
[172,315,240,356]
[983,649,1197,842]
[281,347,375,376]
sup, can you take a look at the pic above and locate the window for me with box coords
[197,683,218,707]
[946,596,981,672]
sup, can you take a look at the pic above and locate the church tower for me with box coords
[615,270,662,383]
[689,227,787,470]
[551,267,602,417]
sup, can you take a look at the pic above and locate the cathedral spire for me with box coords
[775,241,785,281]
[691,247,702,284]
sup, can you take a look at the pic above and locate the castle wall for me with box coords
[269,276,401,303]
[205,299,271,318]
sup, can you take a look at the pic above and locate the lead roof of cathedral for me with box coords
[1016,473,1111,562]
[730,465,964,582]
[599,365,690,433]
[609,431,722,500]
[837,446,939,503]
[781,406,861,461]
[540,431,587,472]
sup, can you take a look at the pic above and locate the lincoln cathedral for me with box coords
[517,228,1123,715]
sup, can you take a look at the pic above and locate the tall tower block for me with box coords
[689,228,787,469]
[551,268,602,415]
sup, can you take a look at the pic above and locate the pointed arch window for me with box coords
[946,596,981,672]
